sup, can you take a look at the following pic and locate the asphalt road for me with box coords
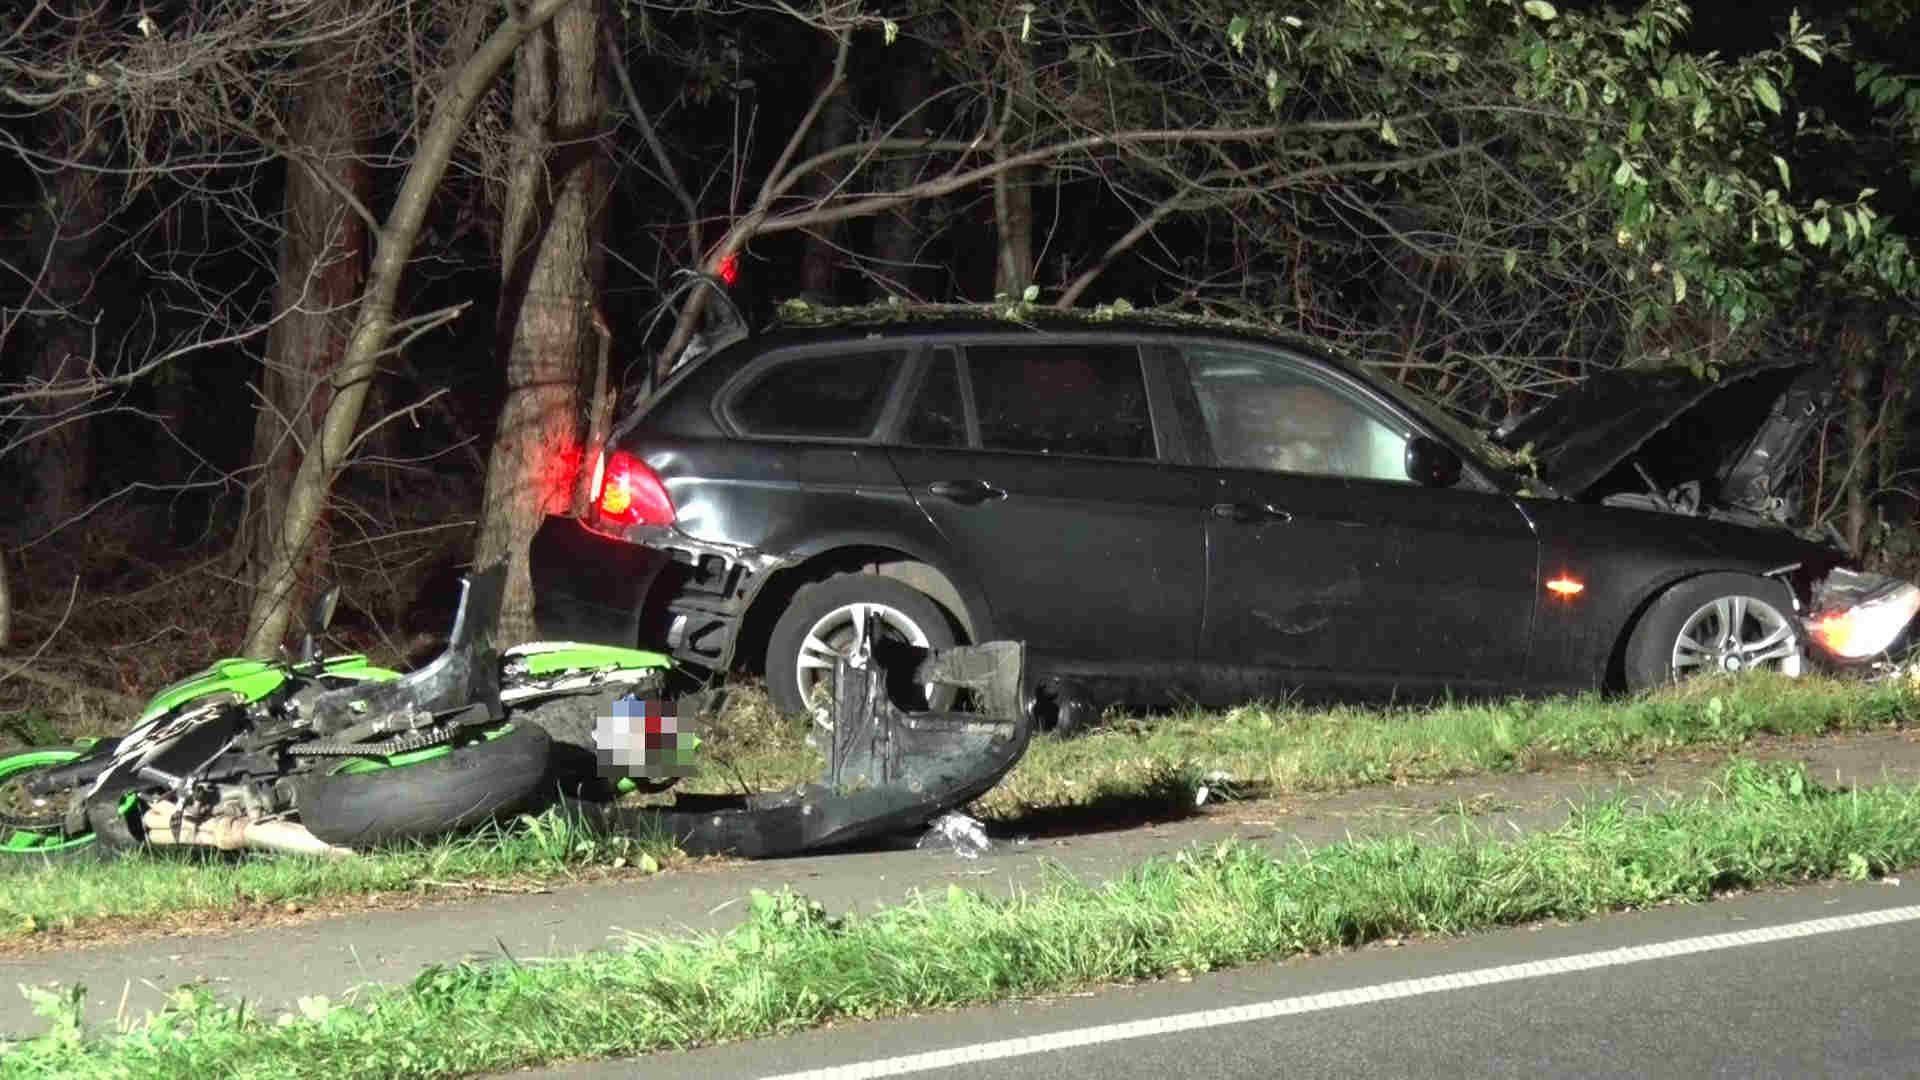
[553,880,1920,1079]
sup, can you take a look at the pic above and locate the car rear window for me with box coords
[967,343,1154,459]
[729,349,906,439]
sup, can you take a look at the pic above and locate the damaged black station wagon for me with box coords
[531,300,1920,728]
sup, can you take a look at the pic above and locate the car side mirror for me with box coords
[1404,436,1463,488]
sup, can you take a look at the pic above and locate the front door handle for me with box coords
[928,479,1006,505]
[1211,502,1293,525]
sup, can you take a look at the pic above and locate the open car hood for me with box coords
[1493,361,1831,518]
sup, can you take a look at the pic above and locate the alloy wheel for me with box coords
[794,601,935,718]
[1669,594,1804,678]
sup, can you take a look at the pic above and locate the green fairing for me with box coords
[514,644,672,677]
[136,655,399,722]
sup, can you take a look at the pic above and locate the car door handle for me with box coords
[1211,502,1293,525]
[927,480,1006,505]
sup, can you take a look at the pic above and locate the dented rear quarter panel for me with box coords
[571,435,995,668]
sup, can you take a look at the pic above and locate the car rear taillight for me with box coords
[595,450,675,528]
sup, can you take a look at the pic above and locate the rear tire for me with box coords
[1624,573,1806,690]
[766,574,959,719]
[296,724,552,848]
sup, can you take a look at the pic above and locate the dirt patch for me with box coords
[0,863,699,956]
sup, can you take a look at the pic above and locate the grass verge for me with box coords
[0,808,675,941]
[1,672,1913,941]
[4,759,1917,1078]
[978,672,1919,818]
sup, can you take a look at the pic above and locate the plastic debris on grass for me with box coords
[918,811,992,858]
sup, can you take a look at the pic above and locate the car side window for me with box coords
[966,343,1154,460]
[1188,348,1409,482]
[729,349,906,439]
[904,348,967,448]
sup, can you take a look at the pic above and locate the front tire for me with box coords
[296,724,552,848]
[0,749,102,860]
[1624,573,1806,690]
[766,574,959,719]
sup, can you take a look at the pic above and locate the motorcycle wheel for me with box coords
[0,749,102,859]
[295,723,552,848]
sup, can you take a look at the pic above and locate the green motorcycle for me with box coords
[0,565,672,857]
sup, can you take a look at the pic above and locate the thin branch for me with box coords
[0,578,144,715]
[603,22,700,260]
[755,132,1485,240]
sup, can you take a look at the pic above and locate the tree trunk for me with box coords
[1843,323,1872,555]
[991,30,1035,299]
[0,550,10,652]
[242,12,369,647]
[472,0,609,642]
[798,85,854,298]
[872,55,938,300]
[18,120,108,537]
[242,0,581,658]
[993,163,1034,298]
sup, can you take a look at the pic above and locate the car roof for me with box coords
[744,300,1361,368]
[626,300,1512,473]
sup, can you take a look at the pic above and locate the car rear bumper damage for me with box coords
[530,514,784,671]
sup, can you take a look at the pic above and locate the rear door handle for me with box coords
[928,480,1006,505]
[1210,502,1293,525]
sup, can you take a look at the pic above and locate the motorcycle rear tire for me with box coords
[296,724,552,848]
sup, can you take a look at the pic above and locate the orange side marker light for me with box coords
[1547,576,1585,597]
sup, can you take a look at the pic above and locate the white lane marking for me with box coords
[760,904,1920,1080]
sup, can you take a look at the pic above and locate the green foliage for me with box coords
[1146,0,1917,427]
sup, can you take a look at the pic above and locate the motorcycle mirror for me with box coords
[299,586,341,663]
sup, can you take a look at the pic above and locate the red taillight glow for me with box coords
[1547,576,1585,597]
[714,252,739,287]
[596,451,674,527]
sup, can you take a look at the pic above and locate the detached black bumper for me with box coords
[611,641,1031,856]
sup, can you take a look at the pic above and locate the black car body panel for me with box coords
[1193,465,1541,689]
[887,443,1204,666]
[530,307,1910,712]
[1522,500,1845,689]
